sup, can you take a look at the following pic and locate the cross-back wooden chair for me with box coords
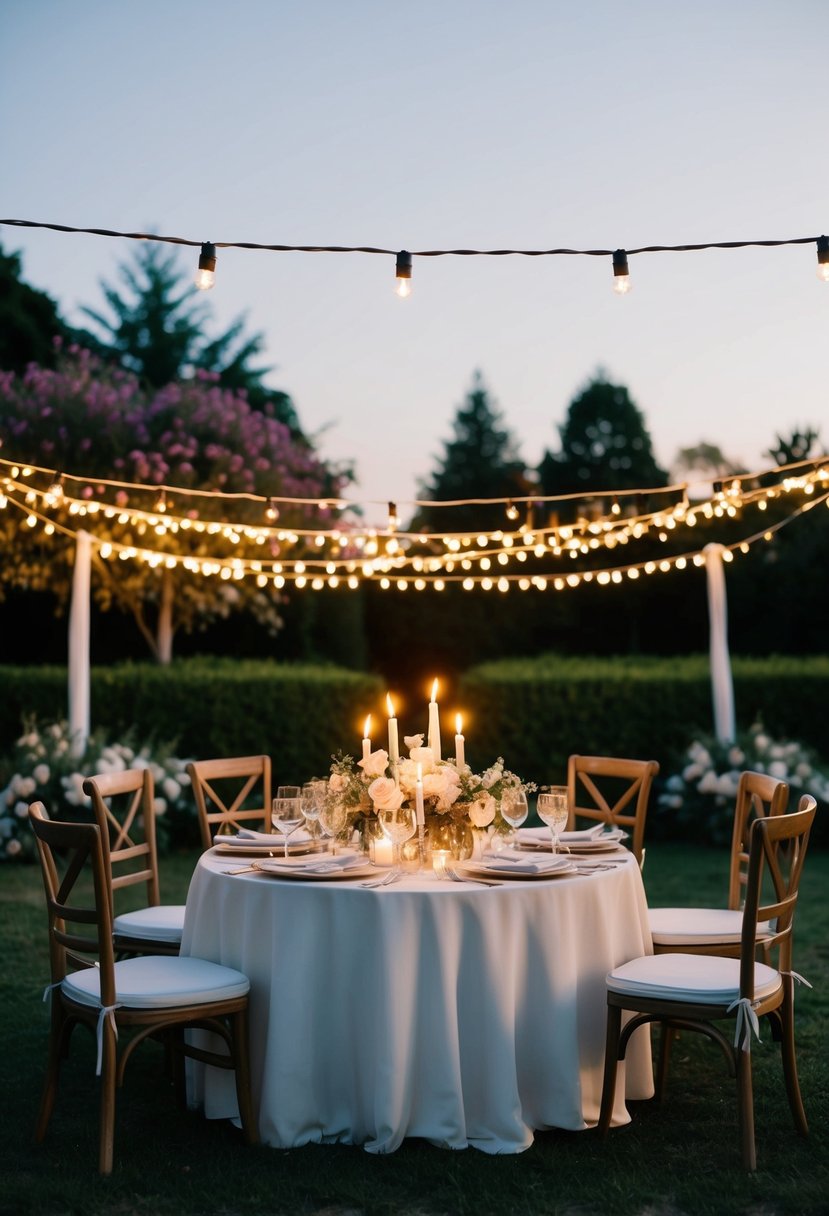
[567,755,659,866]
[28,803,257,1174]
[187,755,272,850]
[83,768,185,956]
[649,770,790,958]
[598,795,816,1172]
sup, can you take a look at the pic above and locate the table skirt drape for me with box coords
[182,855,654,1153]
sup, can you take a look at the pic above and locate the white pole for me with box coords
[68,529,92,756]
[704,542,736,744]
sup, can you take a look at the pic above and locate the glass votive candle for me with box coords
[370,835,395,867]
[432,849,452,879]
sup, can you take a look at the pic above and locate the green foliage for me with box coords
[413,370,528,531]
[0,243,69,372]
[459,653,829,798]
[0,658,383,805]
[78,242,301,430]
[539,372,668,503]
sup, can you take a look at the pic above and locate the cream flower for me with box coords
[423,767,461,810]
[404,734,424,750]
[408,746,436,774]
[368,777,405,812]
[329,772,349,794]
[468,792,496,827]
[358,748,389,778]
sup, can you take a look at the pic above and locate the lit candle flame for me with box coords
[386,692,395,718]
[455,713,463,735]
[363,714,372,739]
[430,678,439,703]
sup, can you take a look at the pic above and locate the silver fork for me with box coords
[446,867,502,887]
[360,868,401,888]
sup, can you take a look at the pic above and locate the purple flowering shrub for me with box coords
[0,343,346,655]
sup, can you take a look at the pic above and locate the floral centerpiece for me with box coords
[326,733,535,858]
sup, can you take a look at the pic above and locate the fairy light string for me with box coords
[1,454,827,591]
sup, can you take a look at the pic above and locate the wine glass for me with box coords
[500,788,529,849]
[318,797,348,854]
[301,780,326,843]
[277,785,301,800]
[271,796,305,858]
[537,787,569,853]
[376,805,416,868]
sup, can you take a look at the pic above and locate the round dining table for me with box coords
[181,849,654,1154]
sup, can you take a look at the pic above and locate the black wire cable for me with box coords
[0,218,823,259]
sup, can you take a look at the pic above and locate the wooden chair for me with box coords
[567,755,659,866]
[187,755,272,851]
[649,770,789,958]
[598,795,816,1172]
[28,803,258,1174]
[83,768,185,956]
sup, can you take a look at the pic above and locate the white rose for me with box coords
[358,749,389,778]
[403,734,424,751]
[5,838,22,856]
[795,762,812,780]
[153,797,167,816]
[14,801,29,818]
[423,768,461,810]
[15,776,36,798]
[329,772,348,793]
[769,745,786,761]
[698,771,719,794]
[396,758,418,798]
[408,746,435,773]
[468,792,496,827]
[754,733,770,754]
[368,777,405,812]
[768,761,788,779]
[727,747,745,767]
[33,764,50,785]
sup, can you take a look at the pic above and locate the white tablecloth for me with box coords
[182,851,654,1154]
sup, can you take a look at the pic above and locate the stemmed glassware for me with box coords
[537,787,569,854]
[500,789,529,848]
[376,805,416,868]
[271,796,306,858]
[318,798,348,854]
[301,781,326,830]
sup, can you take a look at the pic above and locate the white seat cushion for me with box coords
[114,904,186,944]
[607,953,782,1005]
[63,955,249,1010]
[648,906,771,946]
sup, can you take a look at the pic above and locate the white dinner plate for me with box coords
[563,840,627,855]
[253,859,376,881]
[455,859,578,881]
[212,842,328,858]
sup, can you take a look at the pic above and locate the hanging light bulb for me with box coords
[612,248,631,295]
[395,250,412,298]
[265,497,280,522]
[817,235,829,283]
[505,499,520,522]
[387,502,399,532]
[195,242,217,291]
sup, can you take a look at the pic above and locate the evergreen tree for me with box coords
[539,373,668,506]
[0,244,70,372]
[414,372,528,532]
[78,242,301,431]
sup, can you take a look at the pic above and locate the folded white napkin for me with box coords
[213,827,313,847]
[481,851,573,874]
[517,824,624,845]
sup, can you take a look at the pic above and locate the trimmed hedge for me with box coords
[0,658,383,783]
[458,654,829,787]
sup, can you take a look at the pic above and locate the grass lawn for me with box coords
[1,842,827,1216]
